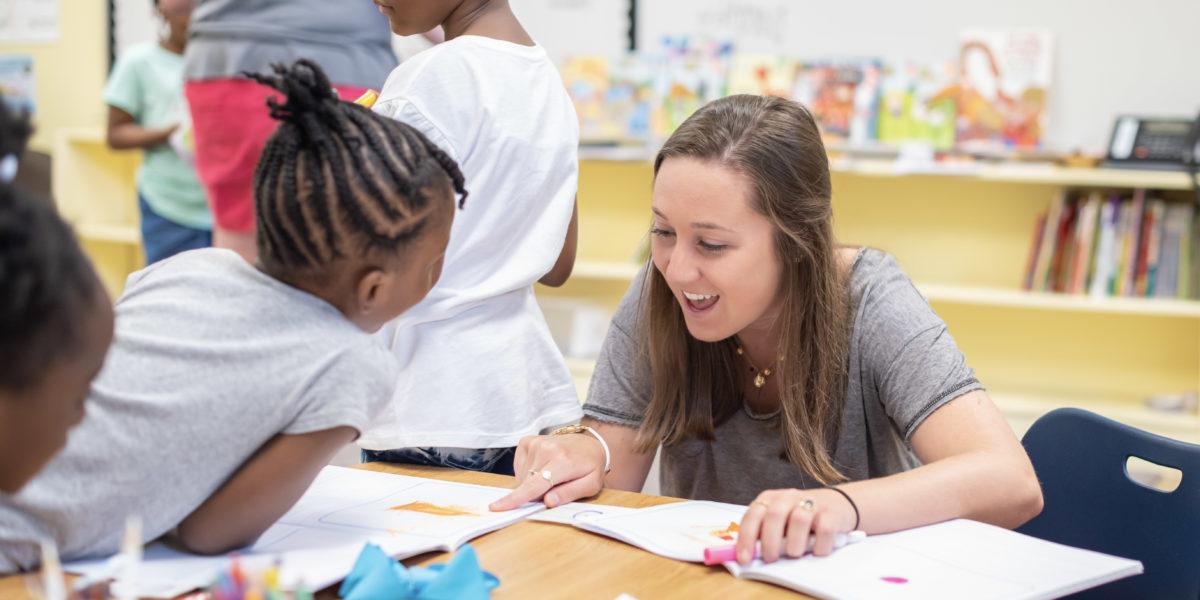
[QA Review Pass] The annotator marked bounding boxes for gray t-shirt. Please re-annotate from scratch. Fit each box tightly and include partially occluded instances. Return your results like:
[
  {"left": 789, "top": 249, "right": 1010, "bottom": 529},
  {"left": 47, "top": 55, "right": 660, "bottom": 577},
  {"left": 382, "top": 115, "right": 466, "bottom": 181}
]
[
  {"left": 184, "top": 0, "right": 396, "bottom": 87},
  {"left": 583, "top": 248, "right": 984, "bottom": 504},
  {"left": 0, "top": 249, "right": 397, "bottom": 572}
]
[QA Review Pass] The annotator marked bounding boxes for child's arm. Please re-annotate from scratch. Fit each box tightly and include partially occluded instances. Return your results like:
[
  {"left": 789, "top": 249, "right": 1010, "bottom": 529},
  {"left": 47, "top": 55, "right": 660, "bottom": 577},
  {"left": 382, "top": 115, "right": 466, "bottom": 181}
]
[
  {"left": 538, "top": 199, "right": 578, "bottom": 287},
  {"left": 105, "top": 106, "right": 177, "bottom": 150},
  {"left": 173, "top": 426, "right": 356, "bottom": 555}
]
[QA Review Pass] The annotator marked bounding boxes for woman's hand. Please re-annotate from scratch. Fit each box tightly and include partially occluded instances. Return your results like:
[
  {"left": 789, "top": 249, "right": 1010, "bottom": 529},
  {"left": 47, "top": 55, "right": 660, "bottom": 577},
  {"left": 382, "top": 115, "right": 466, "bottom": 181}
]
[
  {"left": 735, "top": 487, "right": 857, "bottom": 564},
  {"left": 489, "top": 432, "right": 607, "bottom": 511}
]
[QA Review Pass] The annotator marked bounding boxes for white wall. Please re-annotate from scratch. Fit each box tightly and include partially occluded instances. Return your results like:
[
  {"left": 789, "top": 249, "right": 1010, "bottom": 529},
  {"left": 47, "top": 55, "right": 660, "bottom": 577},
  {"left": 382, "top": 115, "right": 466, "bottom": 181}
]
[
  {"left": 638, "top": 0, "right": 1200, "bottom": 153},
  {"left": 114, "top": 1, "right": 1200, "bottom": 153}
]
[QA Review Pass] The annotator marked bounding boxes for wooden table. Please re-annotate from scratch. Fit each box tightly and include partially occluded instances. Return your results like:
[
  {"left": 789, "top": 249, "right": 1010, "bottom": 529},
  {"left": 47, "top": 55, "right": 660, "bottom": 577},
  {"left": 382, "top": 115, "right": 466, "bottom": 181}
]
[{"left": 0, "top": 464, "right": 808, "bottom": 599}]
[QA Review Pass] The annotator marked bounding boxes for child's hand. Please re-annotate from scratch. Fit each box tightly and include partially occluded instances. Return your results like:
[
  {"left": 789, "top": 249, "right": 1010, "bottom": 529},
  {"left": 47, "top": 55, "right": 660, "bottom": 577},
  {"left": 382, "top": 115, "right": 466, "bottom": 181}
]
[
  {"left": 735, "top": 487, "right": 856, "bottom": 564},
  {"left": 489, "top": 433, "right": 606, "bottom": 511},
  {"left": 150, "top": 124, "right": 180, "bottom": 146}
]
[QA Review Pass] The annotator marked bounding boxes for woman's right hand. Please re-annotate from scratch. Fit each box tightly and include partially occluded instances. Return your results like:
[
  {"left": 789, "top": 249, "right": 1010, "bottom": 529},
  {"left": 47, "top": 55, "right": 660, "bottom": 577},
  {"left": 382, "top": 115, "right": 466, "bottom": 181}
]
[{"left": 489, "top": 432, "right": 607, "bottom": 511}]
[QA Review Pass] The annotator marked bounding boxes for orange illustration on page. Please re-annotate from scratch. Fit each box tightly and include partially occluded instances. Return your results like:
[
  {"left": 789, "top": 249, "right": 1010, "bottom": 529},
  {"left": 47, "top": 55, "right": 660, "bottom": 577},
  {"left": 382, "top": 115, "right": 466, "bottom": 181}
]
[{"left": 388, "top": 501, "right": 479, "bottom": 517}]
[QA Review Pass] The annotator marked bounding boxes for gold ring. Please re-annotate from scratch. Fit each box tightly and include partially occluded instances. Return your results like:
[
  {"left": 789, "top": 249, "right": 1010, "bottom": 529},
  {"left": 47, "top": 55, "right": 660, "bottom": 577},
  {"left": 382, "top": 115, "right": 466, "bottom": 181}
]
[
  {"left": 540, "top": 469, "right": 553, "bottom": 484},
  {"left": 799, "top": 498, "right": 815, "bottom": 512},
  {"left": 751, "top": 501, "right": 769, "bottom": 510}
]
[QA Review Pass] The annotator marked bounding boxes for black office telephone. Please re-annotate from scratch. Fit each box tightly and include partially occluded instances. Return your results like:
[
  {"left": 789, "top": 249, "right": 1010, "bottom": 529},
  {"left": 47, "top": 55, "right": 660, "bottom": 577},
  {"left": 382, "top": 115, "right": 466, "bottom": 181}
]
[
  {"left": 1104, "top": 113, "right": 1200, "bottom": 205},
  {"left": 1104, "top": 113, "right": 1200, "bottom": 171}
]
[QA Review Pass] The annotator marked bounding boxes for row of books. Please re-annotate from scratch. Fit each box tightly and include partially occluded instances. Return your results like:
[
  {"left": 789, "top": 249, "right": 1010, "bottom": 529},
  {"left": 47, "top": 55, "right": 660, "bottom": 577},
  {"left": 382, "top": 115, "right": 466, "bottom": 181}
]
[
  {"left": 563, "top": 29, "right": 1052, "bottom": 152},
  {"left": 1024, "top": 190, "right": 1197, "bottom": 300}
]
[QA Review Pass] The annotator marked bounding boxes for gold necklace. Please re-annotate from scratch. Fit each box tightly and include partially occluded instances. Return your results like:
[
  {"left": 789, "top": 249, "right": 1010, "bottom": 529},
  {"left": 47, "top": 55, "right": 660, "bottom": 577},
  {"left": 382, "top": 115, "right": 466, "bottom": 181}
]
[{"left": 735, "top": 346, "right": 777, "bottom": 389}]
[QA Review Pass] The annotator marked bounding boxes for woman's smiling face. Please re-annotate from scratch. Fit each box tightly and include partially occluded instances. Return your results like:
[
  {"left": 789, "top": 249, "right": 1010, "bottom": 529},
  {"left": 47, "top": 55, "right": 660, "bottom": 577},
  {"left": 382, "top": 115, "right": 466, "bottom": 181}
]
[{"left": 650, "top": 157, "right": 783, "bottom": 342}]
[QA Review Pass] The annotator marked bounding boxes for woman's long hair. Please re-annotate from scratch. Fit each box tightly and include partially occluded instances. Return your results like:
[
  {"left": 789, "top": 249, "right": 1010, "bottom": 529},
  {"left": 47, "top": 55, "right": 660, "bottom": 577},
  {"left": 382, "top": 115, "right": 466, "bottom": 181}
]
[{"left": 636, "top": 94, "right": 851, "bottom": 484}]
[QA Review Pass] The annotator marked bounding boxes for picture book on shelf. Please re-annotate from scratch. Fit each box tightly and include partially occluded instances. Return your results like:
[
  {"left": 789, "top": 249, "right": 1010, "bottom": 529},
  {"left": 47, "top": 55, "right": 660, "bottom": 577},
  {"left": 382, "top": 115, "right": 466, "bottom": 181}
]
[
  {"left": 955, "top": 29, "right": 1053, "bottom": 151},
  {"left": 571, "top": 501, "right": 1141, "bottom": 600},
  {"left": 65, "top": 467, "right": 544, "bottom": 598},
  {"left": 877, "top": 61, "right": 957, "bottom": 151}
]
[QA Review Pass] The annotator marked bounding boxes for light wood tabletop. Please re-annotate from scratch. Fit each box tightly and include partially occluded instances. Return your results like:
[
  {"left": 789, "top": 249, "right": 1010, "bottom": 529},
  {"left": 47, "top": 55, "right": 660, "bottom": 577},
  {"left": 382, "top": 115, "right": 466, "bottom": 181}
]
[{"left": 0, "top": 463, "right": 810, "bottom": 599}]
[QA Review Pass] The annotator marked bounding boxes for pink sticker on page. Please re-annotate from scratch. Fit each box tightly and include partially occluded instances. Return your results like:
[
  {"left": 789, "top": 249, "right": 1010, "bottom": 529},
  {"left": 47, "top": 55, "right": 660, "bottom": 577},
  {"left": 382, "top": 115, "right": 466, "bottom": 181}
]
[{"left": 881, "top": 576, "right": 909, "bottom": 584}]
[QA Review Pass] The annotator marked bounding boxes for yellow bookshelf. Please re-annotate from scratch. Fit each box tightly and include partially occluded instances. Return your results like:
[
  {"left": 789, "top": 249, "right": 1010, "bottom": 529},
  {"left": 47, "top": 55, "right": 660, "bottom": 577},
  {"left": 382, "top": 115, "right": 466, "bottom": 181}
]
[
  {"left": 539, "top": 154, "right": 1200, "bottom": 444},
  {"left": 52, "top": 129, "right": 144, "bottom": 297}
]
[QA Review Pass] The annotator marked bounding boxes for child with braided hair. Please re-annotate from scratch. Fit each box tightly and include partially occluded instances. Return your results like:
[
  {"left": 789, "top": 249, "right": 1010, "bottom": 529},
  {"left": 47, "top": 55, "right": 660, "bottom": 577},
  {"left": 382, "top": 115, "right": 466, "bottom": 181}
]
[{"left": 0, "top": 60, "right": 466, "bottom": 571}]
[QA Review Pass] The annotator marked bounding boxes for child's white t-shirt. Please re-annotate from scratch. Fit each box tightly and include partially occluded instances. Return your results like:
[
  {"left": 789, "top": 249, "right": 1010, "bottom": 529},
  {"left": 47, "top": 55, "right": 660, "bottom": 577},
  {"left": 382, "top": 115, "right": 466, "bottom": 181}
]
[{"left": 361, "top": 36, "right": 582, "bottom": 450}]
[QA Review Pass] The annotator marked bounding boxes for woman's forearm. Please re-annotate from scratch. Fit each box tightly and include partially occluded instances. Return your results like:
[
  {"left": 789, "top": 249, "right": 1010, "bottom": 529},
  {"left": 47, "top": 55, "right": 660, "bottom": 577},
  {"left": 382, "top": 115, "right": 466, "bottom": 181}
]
[{"left": 836, "top": 450, "right": 1043, "bottom": 534}]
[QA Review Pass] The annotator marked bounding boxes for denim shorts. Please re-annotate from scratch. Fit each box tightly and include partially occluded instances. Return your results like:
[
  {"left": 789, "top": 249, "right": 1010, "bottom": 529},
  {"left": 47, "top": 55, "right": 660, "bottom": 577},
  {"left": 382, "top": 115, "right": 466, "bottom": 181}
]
[
  {"left": 138, "top": 192, "right": 211, "bottom": 265},
  {"left": 361, "top": 446, "right": 516, "bottom": 476}
]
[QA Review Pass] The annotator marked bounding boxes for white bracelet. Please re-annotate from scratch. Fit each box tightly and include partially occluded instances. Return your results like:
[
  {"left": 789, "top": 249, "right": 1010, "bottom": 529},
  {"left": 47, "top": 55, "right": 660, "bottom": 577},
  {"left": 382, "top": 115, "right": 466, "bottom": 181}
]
[{"left": 581, "top": 426, "right": 612, "bottom": 473}]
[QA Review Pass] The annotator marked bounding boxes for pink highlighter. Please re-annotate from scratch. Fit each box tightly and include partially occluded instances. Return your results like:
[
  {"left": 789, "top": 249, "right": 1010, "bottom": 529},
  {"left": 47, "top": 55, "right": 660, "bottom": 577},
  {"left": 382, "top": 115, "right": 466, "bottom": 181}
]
[{"left": 703, "top": 530, "right": 867, "bottom": 565}]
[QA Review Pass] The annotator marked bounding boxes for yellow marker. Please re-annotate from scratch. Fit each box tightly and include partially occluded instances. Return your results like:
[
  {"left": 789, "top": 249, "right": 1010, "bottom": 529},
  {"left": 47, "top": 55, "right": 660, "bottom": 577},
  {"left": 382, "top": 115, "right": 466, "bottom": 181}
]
[{"left": 353, "top": 89, "right": 380, "bottom": 109}]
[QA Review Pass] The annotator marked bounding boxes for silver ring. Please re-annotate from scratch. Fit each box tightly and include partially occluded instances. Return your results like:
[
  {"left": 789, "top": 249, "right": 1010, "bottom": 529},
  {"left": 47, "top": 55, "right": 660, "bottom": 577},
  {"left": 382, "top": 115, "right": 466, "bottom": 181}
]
[
  {"left": 799, "top": 498, "right": 815, "bottom": 512},
  {"left": 540, "top": 469, "right": 553, "bottom": 484}
]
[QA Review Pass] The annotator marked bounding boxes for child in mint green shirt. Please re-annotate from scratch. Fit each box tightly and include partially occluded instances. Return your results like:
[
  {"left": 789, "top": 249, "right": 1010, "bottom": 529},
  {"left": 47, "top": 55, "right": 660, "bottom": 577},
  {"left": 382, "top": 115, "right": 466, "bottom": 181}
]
[{"left": 104, "top": 0, "right": 211, "bottom": 264}]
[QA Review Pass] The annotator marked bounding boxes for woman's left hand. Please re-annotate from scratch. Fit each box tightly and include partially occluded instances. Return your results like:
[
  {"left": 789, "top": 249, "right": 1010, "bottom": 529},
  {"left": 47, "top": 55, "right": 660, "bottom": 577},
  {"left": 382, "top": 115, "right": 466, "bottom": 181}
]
[{"left": 735, "top": 487, "right": 856, "bottom": 564}]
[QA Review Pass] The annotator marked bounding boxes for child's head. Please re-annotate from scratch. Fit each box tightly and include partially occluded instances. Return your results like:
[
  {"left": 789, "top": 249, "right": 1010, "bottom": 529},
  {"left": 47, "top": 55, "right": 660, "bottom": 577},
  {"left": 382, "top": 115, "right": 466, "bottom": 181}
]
[
  {"left": 247, "top": 60, "right": 466, "bottom": 332},
  {"left": 154, "top": 0, "right": 192, "bottom": 44},
  {"left": 0, "top": 185, "right": 113, "bottom": 494}
]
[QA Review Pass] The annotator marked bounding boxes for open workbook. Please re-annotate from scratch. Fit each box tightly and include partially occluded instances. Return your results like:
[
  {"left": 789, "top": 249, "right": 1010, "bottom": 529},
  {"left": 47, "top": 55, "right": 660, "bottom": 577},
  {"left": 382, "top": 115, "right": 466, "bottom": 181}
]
[
  {"left": 65, "top": 466, "right": 544, "bottom": 598},
  {"left": 572, "top": 501, "right": 1144, "bottom": 600}
]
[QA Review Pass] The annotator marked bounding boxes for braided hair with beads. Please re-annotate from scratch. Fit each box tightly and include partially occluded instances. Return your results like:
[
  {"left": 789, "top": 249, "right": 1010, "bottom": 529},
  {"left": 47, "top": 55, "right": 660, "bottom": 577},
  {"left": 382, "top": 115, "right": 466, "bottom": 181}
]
[{"left": 244, "top": 59, "right": 467, "bottom": 275}]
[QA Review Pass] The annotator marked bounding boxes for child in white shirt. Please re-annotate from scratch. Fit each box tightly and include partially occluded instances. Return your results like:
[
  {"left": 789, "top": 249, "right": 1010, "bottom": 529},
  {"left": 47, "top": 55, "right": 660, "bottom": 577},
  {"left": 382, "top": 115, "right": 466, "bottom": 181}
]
[{"left": 361, "top": 0, "right": 582, "bottom": 473}]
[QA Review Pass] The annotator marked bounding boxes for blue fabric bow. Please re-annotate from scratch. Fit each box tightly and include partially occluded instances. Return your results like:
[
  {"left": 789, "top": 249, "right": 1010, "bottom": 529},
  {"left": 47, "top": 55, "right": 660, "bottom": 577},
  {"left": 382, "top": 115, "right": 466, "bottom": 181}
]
[{"left": 339, "top": 544, "right": 499, "bottom": 600}]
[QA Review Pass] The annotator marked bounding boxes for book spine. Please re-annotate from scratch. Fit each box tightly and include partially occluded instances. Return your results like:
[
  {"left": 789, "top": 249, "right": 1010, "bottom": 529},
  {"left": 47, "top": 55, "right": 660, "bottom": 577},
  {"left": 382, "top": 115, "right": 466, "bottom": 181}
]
[
  {"left": 1034, "top": 192, "right": 1065, "bottom": 292},
  {"left": 1088, "top": 197, "right": 1117, "bottom": 298},
  {"left": 1121, "top": 190, "right": 1146, "bottom": 297},
  {"left": 1023, "top": 213, "right": 1048, "bottom": 291}
]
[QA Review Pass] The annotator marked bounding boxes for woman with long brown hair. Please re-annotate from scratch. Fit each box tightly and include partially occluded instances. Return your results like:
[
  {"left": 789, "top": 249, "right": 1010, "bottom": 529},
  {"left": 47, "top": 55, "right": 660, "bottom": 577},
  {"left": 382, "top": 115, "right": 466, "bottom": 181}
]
[{"left": 492, "top": 94, "right": 1042, "bottom": 565}]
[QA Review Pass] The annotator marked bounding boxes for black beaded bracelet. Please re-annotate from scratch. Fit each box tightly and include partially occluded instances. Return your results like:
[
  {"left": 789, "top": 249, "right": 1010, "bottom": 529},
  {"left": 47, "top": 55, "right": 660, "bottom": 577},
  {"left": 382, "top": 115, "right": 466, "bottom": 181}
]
[{"left": 825, "top": 485, "right": 860, "bottom": 530}]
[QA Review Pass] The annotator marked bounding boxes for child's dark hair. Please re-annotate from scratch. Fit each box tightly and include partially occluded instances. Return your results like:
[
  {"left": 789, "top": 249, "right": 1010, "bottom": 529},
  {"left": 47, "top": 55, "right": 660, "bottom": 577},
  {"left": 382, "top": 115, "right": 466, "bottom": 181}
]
[
  {"left": 245, "top": 59, "right": 467, "bottom": 274},
  {"left": 0, "top": 184, "right": 101, "bottom": 391}
]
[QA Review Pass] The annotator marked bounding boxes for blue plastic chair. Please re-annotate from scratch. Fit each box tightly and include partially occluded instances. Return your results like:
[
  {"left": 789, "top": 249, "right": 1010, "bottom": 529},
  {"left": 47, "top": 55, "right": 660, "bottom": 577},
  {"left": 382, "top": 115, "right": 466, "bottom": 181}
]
[{"left": 1017, "top": 407, "right": 1200, "bottom": 599}]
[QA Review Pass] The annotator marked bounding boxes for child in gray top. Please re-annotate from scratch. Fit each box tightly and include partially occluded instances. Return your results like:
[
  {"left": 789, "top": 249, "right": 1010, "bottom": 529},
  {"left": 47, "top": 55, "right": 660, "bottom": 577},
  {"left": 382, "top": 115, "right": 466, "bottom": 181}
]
[{"left": 0, "top": 61, "right": 466, "bottom": 572}]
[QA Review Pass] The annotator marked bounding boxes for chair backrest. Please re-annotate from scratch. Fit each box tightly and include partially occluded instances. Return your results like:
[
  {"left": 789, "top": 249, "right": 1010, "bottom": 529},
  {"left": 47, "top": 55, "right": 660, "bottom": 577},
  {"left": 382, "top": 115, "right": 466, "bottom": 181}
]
[{"left": 1017, "top": 407, "right": 1200, "bottom": 599}]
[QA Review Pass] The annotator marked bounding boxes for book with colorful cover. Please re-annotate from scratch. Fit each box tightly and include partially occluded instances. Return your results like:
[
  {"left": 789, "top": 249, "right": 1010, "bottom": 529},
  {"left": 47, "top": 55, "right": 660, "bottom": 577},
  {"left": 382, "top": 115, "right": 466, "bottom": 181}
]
[
  {"left": 562, "top": 56, "right": 618, "bottom": 144},
  {"left": 955, "top": 29, "right": 1053, "bottom": 151},
  {"left": 878, "top": 61, "right": 958, "bottom": 151},
  {"left": 792, "top": 61, "right": 881, "bottom": 144},
  {"left": 727, "top": 54, "right": 799, "bottom": 97}
]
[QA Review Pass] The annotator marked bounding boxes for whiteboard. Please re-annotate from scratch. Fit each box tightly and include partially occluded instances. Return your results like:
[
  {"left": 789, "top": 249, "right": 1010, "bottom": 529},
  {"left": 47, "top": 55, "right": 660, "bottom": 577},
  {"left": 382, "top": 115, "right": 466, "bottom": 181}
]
[{"left": 637, "top": 0, "right": 1200, "bottom": 152}]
